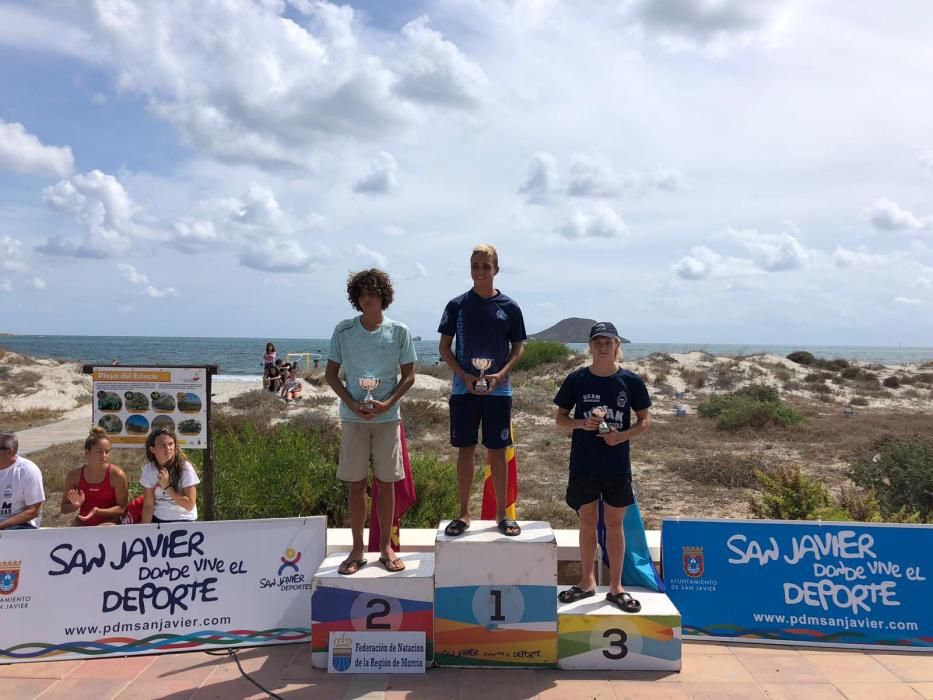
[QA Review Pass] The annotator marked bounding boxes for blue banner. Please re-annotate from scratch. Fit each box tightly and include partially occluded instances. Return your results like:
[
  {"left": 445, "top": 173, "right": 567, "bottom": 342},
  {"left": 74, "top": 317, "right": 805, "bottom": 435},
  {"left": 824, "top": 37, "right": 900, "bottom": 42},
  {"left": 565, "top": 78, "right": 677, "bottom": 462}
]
[{"left": 662, "top": 518, "right": 932, "bottom": 649}]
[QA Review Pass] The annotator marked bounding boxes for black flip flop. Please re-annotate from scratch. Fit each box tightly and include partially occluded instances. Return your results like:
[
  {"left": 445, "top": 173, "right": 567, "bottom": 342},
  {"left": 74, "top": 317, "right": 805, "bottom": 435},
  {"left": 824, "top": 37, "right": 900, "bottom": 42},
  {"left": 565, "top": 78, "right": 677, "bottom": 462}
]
[
  {"left": 558, "top": 586, "right": 596, "bottom": 604},
  {"left": 606, "top": 590, "right": 641, "bottom": 613},
  {"left": 337, "top": 558, "right": 366, "bottom": 576},
  {"left": 498, "top": 519, "right": 521, "bottom": 536},
  {"left": 444, "top": 519, "right": 470, "bottom": 537}
]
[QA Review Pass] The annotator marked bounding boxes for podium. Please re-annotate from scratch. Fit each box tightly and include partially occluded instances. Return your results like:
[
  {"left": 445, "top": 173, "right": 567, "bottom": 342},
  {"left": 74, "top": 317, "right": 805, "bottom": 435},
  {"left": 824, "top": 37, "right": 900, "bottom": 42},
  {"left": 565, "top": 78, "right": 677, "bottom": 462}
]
[
  {"left": 310, "top": 552, "right": 434, "bottom": 669},
  {"left": 557, "top": 586, "right": 681, "bottom": 670},
  {"left": 433, "top": 520, "right": 557, "bottom": 668}
]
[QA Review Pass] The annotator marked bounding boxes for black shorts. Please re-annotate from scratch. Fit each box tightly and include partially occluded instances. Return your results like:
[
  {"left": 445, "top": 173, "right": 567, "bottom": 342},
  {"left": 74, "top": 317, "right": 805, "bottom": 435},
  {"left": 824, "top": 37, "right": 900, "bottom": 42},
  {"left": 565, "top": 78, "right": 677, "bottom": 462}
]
[
  {"left": 565, "top": 469, "right": 634, "bottom": 511},
  {"left": 449, "top": 393, "right": 512, "bottom": 449}
]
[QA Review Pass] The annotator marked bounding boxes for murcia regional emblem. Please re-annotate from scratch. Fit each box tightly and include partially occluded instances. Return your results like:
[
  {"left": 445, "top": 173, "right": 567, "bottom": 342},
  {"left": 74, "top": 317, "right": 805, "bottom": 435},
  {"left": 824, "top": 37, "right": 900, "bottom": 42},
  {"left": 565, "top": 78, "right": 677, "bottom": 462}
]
[
  {"left": 331, "top": 634, "right": 353, "bottom": 672},
  {"left": 683, "top": 547, "right": 704, "bottom": 578},
  {"left": 0, "top": 560, "right": 22, "bottom": 595}
]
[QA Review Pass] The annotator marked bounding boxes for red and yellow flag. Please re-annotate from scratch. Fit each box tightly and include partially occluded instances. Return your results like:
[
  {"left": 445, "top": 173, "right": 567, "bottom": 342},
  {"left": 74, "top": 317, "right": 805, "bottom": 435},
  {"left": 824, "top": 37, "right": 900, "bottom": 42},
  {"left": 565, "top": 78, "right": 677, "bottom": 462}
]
[
  {"left": 367, "top": 423, "right": 417, "bottom": 552},
  {"left": 481, "top": 423, "right": 517, "bottom": 520}
]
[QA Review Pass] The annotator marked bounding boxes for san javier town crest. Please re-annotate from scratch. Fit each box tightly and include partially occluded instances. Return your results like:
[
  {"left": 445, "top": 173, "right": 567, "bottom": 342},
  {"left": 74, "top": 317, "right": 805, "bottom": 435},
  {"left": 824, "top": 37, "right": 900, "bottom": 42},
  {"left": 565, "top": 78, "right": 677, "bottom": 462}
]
[
  {"left": 0, "top": 560, "right": 22, "bottom": 595},
  {"left": 683, "top": 547, "right": 704, "bottom": 578}
]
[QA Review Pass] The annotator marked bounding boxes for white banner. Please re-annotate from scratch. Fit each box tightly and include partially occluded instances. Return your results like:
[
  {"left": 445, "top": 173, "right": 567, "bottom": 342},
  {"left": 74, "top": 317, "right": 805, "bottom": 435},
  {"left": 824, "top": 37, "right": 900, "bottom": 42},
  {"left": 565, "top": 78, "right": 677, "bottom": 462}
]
[
  {"left": 328, "top": 632, "right": 427, "bottom": 674},
  {"left": 0, "top": 517, "right": 326, "bottom": 663},
  {"left": 91, "top": 366, "right": 208, "bottom": 448}
]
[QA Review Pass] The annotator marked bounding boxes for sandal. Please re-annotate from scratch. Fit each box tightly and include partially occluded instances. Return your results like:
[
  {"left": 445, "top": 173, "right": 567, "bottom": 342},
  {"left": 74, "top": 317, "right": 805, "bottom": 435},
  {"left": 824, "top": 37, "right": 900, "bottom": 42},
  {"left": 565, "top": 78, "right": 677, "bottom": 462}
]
[
  {"left": 497, "top": 519, "right": 521, "bottom": 537},
  {"left": 337, "top": 558, "right": 366, "bottom": 576},
  {"left": 606, "top": 590, "right": 641, "bottom": 613},
  {"left": 444, "top": 519, "right": 470, "bottom": 537},
  {"left": 558, "top": 586, "right": 596, "bottom": 604},
  {"left": 379, "top": 556, "right": 406, "bottom": 572}
]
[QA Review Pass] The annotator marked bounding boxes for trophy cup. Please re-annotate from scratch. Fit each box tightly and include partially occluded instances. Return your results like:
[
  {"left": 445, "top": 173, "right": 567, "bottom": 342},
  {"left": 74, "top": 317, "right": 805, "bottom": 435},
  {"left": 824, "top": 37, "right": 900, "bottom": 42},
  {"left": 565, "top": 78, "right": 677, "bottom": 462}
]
[
  {"left": 471, "top": 358, "right": 493, "bottom": 392},
  {"left": 591, "top": 406, "right": 610, "bottom": 434},
  {"left": 358, "top": 376, "right": 380, "bottom": 411}
]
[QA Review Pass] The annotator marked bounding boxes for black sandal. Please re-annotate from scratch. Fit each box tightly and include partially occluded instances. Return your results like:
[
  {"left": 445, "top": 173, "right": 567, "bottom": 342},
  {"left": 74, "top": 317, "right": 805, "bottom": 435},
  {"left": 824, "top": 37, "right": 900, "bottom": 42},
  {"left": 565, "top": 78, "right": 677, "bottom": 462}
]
[
  {"left": 497, "top": 519, "right": 521, "bottom": 536},
  {"left": 558, "top": 586, "right": 596, "bottom": 604},
  {"left": 444, "top": 519, "right": 470, "bottom": 537},
  {"left": 606, "top": 590, "right": 641, "bottom": 613}
]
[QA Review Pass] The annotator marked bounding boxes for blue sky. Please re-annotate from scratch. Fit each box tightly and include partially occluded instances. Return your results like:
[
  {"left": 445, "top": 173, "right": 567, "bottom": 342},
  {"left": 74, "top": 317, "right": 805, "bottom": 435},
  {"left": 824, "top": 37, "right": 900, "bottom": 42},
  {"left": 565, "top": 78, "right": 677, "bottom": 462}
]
[{"left": 1, "top": 0, "right": 932, "bottom": 345}]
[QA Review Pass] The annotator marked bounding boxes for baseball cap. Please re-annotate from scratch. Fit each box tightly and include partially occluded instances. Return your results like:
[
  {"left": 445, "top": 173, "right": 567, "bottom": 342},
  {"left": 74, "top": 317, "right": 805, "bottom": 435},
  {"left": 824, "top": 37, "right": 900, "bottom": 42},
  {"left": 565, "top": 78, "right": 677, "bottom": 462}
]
[{"left": 589, "top": 321, "right": 620, "bottom": 339}]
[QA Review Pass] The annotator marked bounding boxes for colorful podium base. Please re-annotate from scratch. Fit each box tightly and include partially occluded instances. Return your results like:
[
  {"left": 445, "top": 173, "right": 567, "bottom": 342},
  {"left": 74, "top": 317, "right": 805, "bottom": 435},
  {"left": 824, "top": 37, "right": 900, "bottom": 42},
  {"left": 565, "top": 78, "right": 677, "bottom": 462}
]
[
  {"left": 557, "top": 586, "right": 681, "bottom": 671},
  {"left": 310, "top": 552, "right": 434, "bottom": 669},
  {"left": 434, "top": 520, "right": 557, "bottom": 668}
]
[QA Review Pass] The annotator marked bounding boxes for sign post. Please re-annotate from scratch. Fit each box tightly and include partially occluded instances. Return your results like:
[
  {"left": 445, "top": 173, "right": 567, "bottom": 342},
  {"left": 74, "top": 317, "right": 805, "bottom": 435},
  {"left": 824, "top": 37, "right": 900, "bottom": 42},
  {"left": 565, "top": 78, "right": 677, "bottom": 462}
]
[{"left": 82, "top": 364, "right": 218, "bottom": 520}]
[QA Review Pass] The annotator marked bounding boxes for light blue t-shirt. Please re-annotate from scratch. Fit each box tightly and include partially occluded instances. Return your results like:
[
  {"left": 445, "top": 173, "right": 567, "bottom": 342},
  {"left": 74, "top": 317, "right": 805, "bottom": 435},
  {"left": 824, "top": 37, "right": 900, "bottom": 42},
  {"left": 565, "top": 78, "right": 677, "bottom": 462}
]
[{"left": 328, "top": 315, "right": 417, "bottom": 424}]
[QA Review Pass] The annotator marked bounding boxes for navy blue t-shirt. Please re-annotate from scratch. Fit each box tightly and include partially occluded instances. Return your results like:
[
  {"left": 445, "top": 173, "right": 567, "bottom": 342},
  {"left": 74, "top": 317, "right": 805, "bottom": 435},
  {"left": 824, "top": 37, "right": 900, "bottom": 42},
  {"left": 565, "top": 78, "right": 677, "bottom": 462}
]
[
  {"left": 438, "top": 289, "right": 526, "bottom": 396},
  {"left": 553, "top": 367, "right": 651, "bottom": 475}
]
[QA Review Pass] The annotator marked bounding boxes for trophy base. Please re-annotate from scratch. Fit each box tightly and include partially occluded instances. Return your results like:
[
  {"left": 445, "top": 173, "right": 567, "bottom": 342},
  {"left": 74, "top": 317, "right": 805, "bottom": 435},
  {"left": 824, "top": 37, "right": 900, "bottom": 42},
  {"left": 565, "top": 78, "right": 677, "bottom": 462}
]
[
  {"left": 597, "top": 425, "right": 610, "bottom": 434},
  {"left": 362, "top": 402, "right": 375, "bottom": 411},
  {"left": 474, "top": 381, "right": 488, "bottom": 392}
]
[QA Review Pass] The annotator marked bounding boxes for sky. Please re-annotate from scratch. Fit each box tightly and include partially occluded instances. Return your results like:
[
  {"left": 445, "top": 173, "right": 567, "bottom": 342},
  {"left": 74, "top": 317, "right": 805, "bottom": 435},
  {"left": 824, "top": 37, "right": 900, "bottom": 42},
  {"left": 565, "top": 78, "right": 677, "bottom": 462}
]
[{"left": 1, "top": 0, "right": 933, "bottom": 346}]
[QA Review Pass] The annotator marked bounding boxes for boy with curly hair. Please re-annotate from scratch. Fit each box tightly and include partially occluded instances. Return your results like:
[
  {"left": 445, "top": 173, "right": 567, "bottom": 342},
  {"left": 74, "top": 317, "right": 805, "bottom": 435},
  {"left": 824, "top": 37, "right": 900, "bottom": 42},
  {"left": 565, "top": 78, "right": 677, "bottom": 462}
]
[{"left": 325, "top": 269, "right": 417, "bottom": 574}]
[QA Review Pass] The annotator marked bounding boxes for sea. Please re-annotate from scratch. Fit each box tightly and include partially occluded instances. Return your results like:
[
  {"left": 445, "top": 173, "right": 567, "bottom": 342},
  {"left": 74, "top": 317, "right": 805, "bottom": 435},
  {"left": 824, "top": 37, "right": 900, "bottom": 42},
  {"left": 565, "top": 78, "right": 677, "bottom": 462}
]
[{"left": 3, "top": 335, "right": 933, "bottom": 379}]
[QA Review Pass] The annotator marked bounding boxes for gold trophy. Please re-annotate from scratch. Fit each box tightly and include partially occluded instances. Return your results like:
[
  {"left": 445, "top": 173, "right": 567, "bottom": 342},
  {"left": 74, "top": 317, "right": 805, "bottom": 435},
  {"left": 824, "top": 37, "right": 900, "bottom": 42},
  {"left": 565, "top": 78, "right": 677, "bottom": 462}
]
[
  {"left": 471, "top": 358, "right": 493, "bottom": 392},
  {"left": 358, "top": 376, "right": 380, "bottom": 411},
  {"left": 591, "top": 405, "right": 610, "bottom": 434}
]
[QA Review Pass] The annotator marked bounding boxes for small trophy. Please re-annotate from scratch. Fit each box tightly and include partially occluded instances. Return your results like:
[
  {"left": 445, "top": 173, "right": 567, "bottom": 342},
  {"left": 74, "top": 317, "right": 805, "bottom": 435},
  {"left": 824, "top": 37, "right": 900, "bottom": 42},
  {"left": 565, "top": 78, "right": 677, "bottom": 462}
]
[
  {"left": 471, "top": 358, "right": 493, "bottom": 392},
  {"left": 591, "top": 406, "right": 610, "bottom": 434},
  {"left": 358, "top": 376, "right": 380, "bottom": 411}
]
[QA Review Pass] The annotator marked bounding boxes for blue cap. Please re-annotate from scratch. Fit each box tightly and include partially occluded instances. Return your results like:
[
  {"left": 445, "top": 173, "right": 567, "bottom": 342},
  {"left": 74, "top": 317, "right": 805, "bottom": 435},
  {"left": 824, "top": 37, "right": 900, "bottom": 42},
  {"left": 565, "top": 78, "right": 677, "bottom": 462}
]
[{"left": 589, "top": 321, "right": 619, "bottom": 339}]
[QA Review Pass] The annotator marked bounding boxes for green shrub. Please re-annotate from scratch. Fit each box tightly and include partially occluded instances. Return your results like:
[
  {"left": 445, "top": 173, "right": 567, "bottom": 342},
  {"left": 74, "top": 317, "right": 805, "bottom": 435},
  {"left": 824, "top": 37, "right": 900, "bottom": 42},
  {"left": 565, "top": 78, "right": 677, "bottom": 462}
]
[
  {"left": 669, "top": 452, "right": 772, "bottom": 488},
  {"left": 750, "top": 466, "right": 832, "bottom": 520},
  {"left": 698, "top": 384, "right": 801, "bottom": 430},
  {"left": 403, "top": 454, "right": 461, "bottom": 528},
  {"left": 786, "top": 351, "right": 815, "bottom": 365},
  {"left": 849, "top": 436, "right": 933, "bottom": 520},
  {"left": 515, "top": 340, "right": 571, "bottom": 371}
]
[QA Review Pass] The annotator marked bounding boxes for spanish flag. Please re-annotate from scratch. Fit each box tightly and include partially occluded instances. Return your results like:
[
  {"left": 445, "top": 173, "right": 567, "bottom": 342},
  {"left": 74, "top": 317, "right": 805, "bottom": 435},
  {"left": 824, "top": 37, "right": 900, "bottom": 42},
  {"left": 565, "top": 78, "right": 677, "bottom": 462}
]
[
  {"left": 480, "top": 423, "right": 517, "bottom": 520},
  {"left": 367, "top": 423, "right": 417, "bottom": 552}
]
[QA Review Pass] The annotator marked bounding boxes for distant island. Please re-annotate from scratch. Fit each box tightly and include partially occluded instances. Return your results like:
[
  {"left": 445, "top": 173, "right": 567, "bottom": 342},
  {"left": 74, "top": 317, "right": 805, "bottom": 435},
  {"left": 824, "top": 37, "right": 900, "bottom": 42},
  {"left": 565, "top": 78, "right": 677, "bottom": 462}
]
[
  {"left": 413, "top": 335, "right": 422, "bottom": 341},
  {"left": 530, "top": 317, "right": 630, "bottom": 344}
]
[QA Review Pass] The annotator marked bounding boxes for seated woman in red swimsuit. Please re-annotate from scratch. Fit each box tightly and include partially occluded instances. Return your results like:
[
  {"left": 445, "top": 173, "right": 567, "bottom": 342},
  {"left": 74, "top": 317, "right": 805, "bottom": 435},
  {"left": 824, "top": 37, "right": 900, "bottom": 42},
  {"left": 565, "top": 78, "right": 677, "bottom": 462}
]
[{"left": 60, "top": 426, "right": 130, "bottom": 526}]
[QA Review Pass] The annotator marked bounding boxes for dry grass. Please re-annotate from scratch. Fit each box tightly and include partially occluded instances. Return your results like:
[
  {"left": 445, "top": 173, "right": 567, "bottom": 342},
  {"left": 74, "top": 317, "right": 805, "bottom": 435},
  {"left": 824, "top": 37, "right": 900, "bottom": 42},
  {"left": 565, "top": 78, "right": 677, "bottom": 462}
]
[
  {"left": 401, "top": 399, "right": 448, "bottom": 440},
  {"left": 0, "top": 407, "right": 66, "bottom": 432},
  {"left": 416, "top": 363, "right": 453, "bottom": 380}
]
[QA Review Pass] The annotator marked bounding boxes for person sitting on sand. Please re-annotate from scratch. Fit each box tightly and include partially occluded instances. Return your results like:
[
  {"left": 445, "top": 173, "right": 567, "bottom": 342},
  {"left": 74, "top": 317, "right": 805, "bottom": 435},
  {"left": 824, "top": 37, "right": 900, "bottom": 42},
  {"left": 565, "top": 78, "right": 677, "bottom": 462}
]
[
  {"left": 267, "top": 362, "right": 282, "bottom": 393},
  {"left": 140, "top": 428, "right": 199, "bottom": 523},
  {"left": 280, "top": 366, "right": 303, "bottom": 402},
  {"left": 438, "top": 244, "right": 526, "bottom": 538},
  {"left": 0, "top": 432, "right": 45, "bottom": 530},
  {"left": 60, "top": 427, "right": 129, "bottom": 526},
  {"left": 553, "top": 321, "right": 651, "bottom": 613},
  {"left": 325, "top": 268, "right": 416, "bottom": 575}
]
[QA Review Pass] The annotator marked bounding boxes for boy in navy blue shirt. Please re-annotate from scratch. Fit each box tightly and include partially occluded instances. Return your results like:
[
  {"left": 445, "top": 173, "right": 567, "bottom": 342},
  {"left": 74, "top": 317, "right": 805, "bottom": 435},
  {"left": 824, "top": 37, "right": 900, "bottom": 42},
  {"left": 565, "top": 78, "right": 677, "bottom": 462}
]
[
  {"left": 553, "top": 321, "right": 651, "bottom": 612},
  {"left": 438, "top": 244, "right": 526, "bottom": 537}
]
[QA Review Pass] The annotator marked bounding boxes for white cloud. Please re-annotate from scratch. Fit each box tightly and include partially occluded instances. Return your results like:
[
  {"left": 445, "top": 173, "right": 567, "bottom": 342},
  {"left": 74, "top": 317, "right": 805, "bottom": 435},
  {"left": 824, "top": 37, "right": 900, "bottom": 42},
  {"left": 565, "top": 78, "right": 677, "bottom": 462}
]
[
  {"left": 39, "top": 170, "right": 145, "bottom": 257},
  {"left": 673, "top": 242, "right": 765, "bottom": 281},
  {"left": 239, "top": 239, "right": 323, "bottom": 272},
  {"left": 392, "top": 16, "right": 488, "bottom": 108},
  {"left": 31, "top": 277, "right": 46, "bottom": 290},
  {"left": 623, "top": 0, "right": 788, "bottom": 50},
  {"left": 913, "top": 276, "right": 933, "bottom": 289},
  {"left": 556, "top": 205, "right": 627, "bottom": 239},
  {"left": 0, "top": 120, "right": 75, "bottom": 178},
  {"left": 867, "top": 198, "right": 931, "bottom": 232},
  {"left": 724, "top": 227, "right": 812, "bottom": 271},
  {"left": 383, "top": 225, "right": 405, "bottom": 237},
  {"left": 354, "top": 243, "right": 388, "bottom": 268},
  {"left": 651, "top": 167, "right": 686, "bottom": 192},
  {"left": 353, "top": 151, "right": 399, "bottom": 195},
  {"left": 566, "top": 153, "right": 621, "bottom": 198},
  {"left": 117, "top": 263, "right": 149, "bottom": 286},
  {"left": 518, "top": 152, "right": 560, "bottom": 203},
  {"left": 894, "top": 296, "right": 922, "bottom": 305},
  {"left": 833, "top": 246, "right": 886, "bottom": 268},
  {"left": 142, "top": 285, "right": 177, "bottom": 298},
  {"left": 0, "top": 279, "right": 11, "bottom": 293},
  {"left": 0, "top": 5, "right": 105, "bottom": 62},
  {"left": 1, "top": 236, "right": 29, "bottom": 273}
]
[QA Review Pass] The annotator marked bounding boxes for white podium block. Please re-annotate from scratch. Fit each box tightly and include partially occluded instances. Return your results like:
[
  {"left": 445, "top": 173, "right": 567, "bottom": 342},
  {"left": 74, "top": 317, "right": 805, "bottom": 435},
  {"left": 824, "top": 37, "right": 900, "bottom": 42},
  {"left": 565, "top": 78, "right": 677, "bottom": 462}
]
[
  {"left": 557, "top": 586, "right": 681, "bottom": 671},
  {"left": 434, "top": 520, "right": 557, "bottom": 668},
  {"left": 311, "top": 552, "right": 434, "bottom": 669}
]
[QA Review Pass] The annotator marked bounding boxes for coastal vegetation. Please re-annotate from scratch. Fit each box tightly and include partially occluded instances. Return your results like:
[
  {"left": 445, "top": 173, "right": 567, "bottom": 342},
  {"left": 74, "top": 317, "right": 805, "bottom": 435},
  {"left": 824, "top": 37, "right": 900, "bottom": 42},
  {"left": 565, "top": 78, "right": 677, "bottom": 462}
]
[{"left": 6, "top": 346, "right": 932, "bottom": 529}]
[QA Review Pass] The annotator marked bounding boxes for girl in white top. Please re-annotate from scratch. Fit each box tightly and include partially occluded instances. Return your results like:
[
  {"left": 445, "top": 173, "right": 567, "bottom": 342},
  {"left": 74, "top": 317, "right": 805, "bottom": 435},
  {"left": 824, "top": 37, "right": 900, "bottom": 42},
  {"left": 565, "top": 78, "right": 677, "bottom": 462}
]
[
  {"left": 140, "top": 428, "right": 199, "bottom": 523},
  {"left": 280, "top": 367, "right": 303, "bottom": 401}
]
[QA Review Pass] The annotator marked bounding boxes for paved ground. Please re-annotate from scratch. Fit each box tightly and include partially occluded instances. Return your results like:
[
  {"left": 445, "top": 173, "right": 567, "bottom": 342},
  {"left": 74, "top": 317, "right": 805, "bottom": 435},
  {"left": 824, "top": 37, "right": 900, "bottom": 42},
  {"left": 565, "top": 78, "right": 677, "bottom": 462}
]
[
  {"left": 1, "top": 640, "right": 931, "bottom": 699},
  {"left": 15, "top": 407, "right": 92, "bottom": 456}
]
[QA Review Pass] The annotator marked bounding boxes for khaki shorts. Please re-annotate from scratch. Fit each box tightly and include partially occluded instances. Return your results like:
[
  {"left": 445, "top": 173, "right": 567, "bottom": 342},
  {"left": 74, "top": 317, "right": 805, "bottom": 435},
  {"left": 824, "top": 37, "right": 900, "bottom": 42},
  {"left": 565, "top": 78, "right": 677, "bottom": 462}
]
[{"left": 338, "top": 420, "right": 404, "bottom": 483}]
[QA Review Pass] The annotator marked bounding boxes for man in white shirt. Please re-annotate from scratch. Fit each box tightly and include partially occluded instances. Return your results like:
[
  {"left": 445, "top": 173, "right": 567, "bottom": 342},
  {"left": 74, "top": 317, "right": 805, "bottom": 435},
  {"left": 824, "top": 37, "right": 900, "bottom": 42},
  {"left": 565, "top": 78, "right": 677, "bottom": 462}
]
[{"left": 0, "top": 432, "right": 45, "bottom": 530}]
